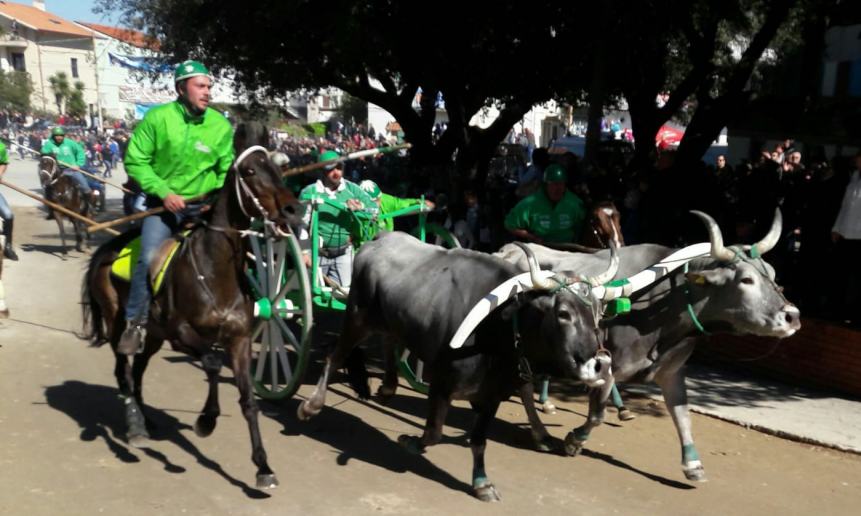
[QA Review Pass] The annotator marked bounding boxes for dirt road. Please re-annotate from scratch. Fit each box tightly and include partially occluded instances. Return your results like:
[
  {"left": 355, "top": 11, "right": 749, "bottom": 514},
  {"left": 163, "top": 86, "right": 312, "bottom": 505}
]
[{"left": 1, "top": 197, "right": 859, "bottom": 515}]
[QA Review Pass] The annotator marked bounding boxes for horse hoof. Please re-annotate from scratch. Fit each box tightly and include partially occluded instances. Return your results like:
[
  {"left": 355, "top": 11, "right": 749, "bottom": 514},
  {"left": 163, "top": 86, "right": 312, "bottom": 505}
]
[
  {"left": 563, "top": 432, "right": 584, "bottom": 457},
  {"left": 618, "top": 408, "right": 637, "bottom": 421},
  {"left": 474, "top": 483, "right": 501, "bottom": 502},
  {"left": 684, "top": 465, "right": 708, "bottom": 482},
  {"left": 127, "top": 432, "right": 150, "bottom": 448},
  {"left": 397, "top": 435, "right": 425, "bottom": 455},
  {"left": 375, "top": 385, "right": 396, "bottom": 404},
  {"left": 193, "top": 415, "right": 217, "bottom": 437},
  {"left": 256, "top": 473, "right": 279, "bottom": 489},
  {"left": 297, "top": 401, "right": 319, "bottom": 421},
  {"left": 540, "top": 401, "right": 557, "bottom": 414}
]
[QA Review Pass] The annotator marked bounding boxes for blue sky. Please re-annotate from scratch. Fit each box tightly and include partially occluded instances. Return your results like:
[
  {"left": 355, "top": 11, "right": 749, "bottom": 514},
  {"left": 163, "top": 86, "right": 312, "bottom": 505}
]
[{"left": 9, "top": 0, "right": 116, "bottom": 24}]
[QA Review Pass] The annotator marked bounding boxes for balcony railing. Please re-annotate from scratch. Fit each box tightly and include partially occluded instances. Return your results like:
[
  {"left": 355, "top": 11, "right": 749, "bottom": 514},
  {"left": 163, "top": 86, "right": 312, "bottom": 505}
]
[{"left": 0, "top": 33, "right": 29, "bottom": 49}]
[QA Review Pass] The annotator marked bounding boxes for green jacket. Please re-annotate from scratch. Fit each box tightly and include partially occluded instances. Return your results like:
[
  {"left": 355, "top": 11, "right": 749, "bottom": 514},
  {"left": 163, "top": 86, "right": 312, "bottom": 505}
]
[
  {"left": 300, "top": 179, "right": 377, "bottom": 248},
  {"left": 504, "top": 188, "right": 586, "bottom": 243},
  {"left": 378, "top": 193, "right": 423, "bottom": 232},
  {"left": 0, "top": 141, "right": 8, "bottom": 165},
  {"left": 41, "top": 138, "right": 85, "bottom": 168},
  {"left": 124, "top": 101, "right": 234, "bottom": 199}
]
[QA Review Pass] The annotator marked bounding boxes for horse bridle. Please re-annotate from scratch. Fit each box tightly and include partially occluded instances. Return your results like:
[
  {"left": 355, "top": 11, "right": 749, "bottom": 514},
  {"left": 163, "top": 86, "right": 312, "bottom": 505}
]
[
  {"left": 231, "top": 145, "right": 273, "bottom": 221},
  {"left": 39, "top": 156, "right": 59, "bottom": 185}
]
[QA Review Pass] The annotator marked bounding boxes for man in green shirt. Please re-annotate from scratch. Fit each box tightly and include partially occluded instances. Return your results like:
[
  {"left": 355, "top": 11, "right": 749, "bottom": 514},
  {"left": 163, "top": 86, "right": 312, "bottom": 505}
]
[
  {"left": 0, "top": 140, "right": 18, "bottom": 260},
  {"left": 117, "top": 60, "right": 235, "bottom": 355},
  {"left": 41, "top": 127, "right": 104, "bottom": 209},
  {"left": 299, "top": 150, "right": 375, "bottom": 288},
  {"left": 504, "top": 164, "right": 586, "bottom": 244},
  {"left": 359, "top": 179, "right": 435, "bottom": 232}
]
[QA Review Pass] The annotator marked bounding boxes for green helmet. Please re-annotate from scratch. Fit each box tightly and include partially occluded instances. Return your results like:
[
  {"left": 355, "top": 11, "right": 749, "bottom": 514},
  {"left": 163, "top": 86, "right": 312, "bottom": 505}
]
[
  {"left": 51, "top": 127, "right": 65, "bottom": 137},
  {"left": 174, "top": 60, "right": 211, "bottom": 83},
  {"left": 318, "top": 150, "right": 340, "bottom": 170},
  {"left": 543, "top": 163, "right": 567, "bottom": 183},
  {"left": 360, "top": 180, "right": 382, "bottom": 200}
]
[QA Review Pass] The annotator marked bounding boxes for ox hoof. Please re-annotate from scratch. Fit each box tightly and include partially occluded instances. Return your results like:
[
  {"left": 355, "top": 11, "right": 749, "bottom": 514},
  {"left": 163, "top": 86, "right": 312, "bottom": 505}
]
[
  {"left": 375, "top": 385, "right": 397, "bottom": 404},
  {"left": 473, "top": 483, "right": 501, "bottom": 502},
  {"left": 297, "top": 401, "right": 320, "bottom": 422},
  {"left": 533, "top": 434, "right": 557, "bottom": 453},
  {"left": 683, "top": 465, "right": 708, "bottom": 482},
  {"left": 563, "top": 432, "right": 585, "bottom": 457},
  {"left": 256, "top": 473, "right": 279, "bottom": 489},
  {"left": 618, "top": 407, "right": 637, "bottom": 422},
  {"left": 193, "top": 415, "right": 217, "bottom": 437},
  {"left": 539, "top": 401, "right": 557, "bottom": 414},
  {"left": 397, "top": 435, "right": 426, "bottom": 455},
  {"left": 127, "top": 432, "right": 150, "bottom": 449}
]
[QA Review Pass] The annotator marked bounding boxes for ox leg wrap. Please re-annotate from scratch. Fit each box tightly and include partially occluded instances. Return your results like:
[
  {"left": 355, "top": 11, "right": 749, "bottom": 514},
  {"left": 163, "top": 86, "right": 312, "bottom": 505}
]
[
  {"left": 681, "top": 443, "right": 706, "bottom": 481},
  {"left": 564, "top": 426, "right": 591, "bottom": 456}
]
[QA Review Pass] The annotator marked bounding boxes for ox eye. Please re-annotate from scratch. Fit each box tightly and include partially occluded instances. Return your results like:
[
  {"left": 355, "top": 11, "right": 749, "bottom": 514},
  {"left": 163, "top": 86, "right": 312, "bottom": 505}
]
[{"left": 740, "top": 277, "right": 755, "bottom": 285}]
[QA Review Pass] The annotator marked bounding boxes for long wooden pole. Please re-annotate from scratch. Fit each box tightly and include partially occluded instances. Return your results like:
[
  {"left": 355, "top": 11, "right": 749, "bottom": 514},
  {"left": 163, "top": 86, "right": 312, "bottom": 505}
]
[
  {"left": 281, "top": 143, "right": 412, "bottom": 178},
  {"left": 9, "top": 142, "right": 133, "bottom": 194},
  {"left": 0, "top": 179, "right": 120, "bottom": 236},
  {"left": 86, "top": 193, "right": 207, "bottom": 233}
]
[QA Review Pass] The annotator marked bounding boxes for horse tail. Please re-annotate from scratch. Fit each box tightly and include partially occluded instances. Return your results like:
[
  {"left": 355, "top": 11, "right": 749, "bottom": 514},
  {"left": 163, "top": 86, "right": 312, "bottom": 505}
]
[{"left": 80, "top": 228, "right": 140, "bottom": 346}]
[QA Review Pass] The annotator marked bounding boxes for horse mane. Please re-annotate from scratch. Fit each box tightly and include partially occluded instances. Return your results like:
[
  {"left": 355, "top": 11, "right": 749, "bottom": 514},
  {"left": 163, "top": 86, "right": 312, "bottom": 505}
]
[{"left": 233, "top": 121, "right": 270, "bottom": 152}]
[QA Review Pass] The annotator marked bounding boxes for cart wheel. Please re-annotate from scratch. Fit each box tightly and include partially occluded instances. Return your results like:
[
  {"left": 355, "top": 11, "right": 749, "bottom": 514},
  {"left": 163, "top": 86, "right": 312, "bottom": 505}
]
[
  {"left": 396, "top": 346, "right": 430, "bottom": 395},
  {"left": 411, "top": 222, "right": 461, "bottom": 249},
  {"left": 247, "top": 230, "right": 313, "bottom": 400}
]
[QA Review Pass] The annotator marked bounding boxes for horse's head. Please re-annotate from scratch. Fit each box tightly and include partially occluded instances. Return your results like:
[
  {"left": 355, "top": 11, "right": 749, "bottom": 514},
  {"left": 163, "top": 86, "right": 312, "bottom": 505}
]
[
  {"left": 589, "top": 201, "right": 624, "bottom": 248},
  {"left": 230, "top": 122, "right": 302, "bottom": 235},
  {"left": 39, "top": 155, "right": 58, "bottom": 184}
]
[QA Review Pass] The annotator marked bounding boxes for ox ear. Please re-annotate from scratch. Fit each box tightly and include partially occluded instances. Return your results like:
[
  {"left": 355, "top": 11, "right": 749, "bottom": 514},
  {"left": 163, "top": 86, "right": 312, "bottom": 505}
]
[{"left": 686, "top": 268, "right": 732, "bottom": 287}]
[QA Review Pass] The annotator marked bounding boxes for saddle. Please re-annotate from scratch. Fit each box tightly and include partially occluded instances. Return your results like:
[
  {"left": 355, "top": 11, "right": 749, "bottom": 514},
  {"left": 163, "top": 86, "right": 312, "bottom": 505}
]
[{"left": 111, "top": 231, "right": 190, "bottom": 294}]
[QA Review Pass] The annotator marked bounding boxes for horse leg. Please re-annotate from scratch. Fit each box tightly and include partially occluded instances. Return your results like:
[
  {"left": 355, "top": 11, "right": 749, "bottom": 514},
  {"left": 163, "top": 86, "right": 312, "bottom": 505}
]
[
  {"left": 469, "top": 399, "right": 503, "bottom": 502},
  {"left": 230, "top": 335, "right": 278, "bottom": 489},
  {"left": 131, "top": 334, "right": 162, "bottom": 434},
  {"left": 519, "top": 381, "right": 554, "bottom": 452},
  {"left": 657, "top": 370, "right": 706, "bottom": 481},
  {"left": 120, "top": 351, "right": 150, "bottom": 447},
  {"left": 74, "top": 220, "right": 85, "bottom": 253},
  {"left": 375, "top": 337, "right": 399, "bottom": 402},
  {"left": 564, "top": 378, "right": 613, "bottom": 457},
  {"left": 55, "top": 214, "right": 67, "bottom": 254},
  {"left": 194, "top": 352, "right": 222, "bottom": 438}
]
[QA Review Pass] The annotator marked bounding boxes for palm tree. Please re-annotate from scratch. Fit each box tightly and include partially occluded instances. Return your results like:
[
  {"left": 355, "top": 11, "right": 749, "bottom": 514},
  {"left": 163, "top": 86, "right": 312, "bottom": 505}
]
[{"left": 48, "top": 72, "right": 70, "bottom": 114}]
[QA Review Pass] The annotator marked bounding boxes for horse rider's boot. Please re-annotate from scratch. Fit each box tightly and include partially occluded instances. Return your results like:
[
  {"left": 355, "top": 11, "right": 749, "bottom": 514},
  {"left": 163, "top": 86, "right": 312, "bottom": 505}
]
[
  {"left": 3, "top": 220, "right": 18, "bottom": 261},
  {"left": 117, "top": 321, "right": 146, "bottom": 355},
  {"left": 90, "top": 191, "right": 101, "bottom": 211}
]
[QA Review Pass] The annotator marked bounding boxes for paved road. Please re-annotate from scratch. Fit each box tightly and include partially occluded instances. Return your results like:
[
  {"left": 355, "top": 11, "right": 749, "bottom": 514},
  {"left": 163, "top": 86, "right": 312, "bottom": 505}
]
[{"left": 1, "top": 156, "right": 859, "bottom": 515}]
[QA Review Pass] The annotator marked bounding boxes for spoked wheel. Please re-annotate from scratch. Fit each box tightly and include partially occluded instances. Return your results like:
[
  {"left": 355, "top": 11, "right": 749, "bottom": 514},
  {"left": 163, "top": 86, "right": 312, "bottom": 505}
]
[
  {"left": 396, "top": 346, "right": 430, "bottom": 395},
  {"left": 410, "top": 222, "right": 461, "bottom": 249},
  {"left": 246, "top": 230, "right": 313, "bottom": 400}
]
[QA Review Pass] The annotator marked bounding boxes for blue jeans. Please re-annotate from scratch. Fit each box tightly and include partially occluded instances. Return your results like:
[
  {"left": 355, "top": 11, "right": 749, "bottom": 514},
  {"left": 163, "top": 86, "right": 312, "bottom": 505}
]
[
  {"left": 0, "top": 192, "right": 13, "bottom": 221},
  {"left": 125, "top": 204, "right": 204, "bottom": 322},
  {"left": 61, "top": 169, "right": 92, "bottom": 195}
]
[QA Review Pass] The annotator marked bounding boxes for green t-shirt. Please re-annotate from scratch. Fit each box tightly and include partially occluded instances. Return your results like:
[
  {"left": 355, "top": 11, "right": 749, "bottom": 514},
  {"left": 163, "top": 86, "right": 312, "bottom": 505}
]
[
  {"left": 504, "top": 188, "right": 586, "bottom": 243},
  {"left": 41, "top": 138, "right": 85, "bottom": 168},
  {"left": 300, "top": 179, "right": 377, "bottom": 248},
  {"left": 0, "top": 141, "right": 8, "bottom": 165},
  {"left": 378, "top": 192, "right": 423, "bottom": 232},
  {"left": 124, "top": 101, "right": 234, "bottom": 199}
]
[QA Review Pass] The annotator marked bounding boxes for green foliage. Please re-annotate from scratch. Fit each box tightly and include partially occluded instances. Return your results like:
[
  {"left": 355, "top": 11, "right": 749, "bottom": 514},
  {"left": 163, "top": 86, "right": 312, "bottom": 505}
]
[
  {"left": 48, "top": 72, "right": 71, "bottom": 114},
  {"left": 0, "top": 70, "right": 33, "bottom": 111},
  {"left": 305, "top": 122, "right": 326, "bottom": 137},
  {"left": 67, "top": 81, "right": 88, "bottom": 118},
  {"left": 281, "top": 123, "right": 310, "bottom": 137}
]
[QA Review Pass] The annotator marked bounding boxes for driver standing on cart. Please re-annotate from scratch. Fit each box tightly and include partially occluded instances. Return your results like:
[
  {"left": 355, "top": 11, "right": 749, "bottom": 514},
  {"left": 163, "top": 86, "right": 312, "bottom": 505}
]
[{"left": 300, "top": 150, "right": 375, "bottom": 289}]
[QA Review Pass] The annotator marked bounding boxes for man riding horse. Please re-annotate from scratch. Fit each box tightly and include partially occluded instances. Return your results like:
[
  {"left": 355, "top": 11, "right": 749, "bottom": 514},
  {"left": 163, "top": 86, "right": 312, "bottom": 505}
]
[
  {"left": 0, "top": 140, "right": 18, "bottom": 260},
  {"left": 40, "top": 127, "right": 105, "bottom": 212},
  {"left": 117, "top": 60, "right": 235, "bottom": 355}
]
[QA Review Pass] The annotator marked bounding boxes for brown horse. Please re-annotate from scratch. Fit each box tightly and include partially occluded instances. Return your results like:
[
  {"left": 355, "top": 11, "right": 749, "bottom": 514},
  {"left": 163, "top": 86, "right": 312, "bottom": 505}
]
[
  {"left": 581, "top": 200, "right": 624, "bottom": 249},
  {"left": 39, "top": 156, "right": 91, "bottom": 253},
  {"left": 81, "top": 122, "right": 301, "bottom": 489}
]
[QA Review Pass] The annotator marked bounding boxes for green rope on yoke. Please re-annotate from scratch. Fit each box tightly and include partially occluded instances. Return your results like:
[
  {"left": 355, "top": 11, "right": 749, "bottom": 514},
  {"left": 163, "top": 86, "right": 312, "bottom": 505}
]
[{"left": 683, "top": 262, "right": 711, "bottom": 336}]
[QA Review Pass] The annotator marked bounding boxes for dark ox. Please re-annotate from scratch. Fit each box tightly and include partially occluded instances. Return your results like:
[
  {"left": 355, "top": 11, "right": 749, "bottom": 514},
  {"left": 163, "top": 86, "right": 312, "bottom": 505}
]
[
  {"left": 298, "top": 232, "right": 620, "bottom": 502},
  {"left": 497, "top": 209, "right": 800, "bottom": 481}
]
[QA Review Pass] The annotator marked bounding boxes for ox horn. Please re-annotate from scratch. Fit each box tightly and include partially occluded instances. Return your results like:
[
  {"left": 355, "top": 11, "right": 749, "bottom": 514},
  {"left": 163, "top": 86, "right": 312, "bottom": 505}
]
[
  {"left": 750, "top": 208, "right": 782, "bottom": 256},
  {"left": 691, "top": 210, "right": 736, "bottom": 262},
  {"left": 514, "top": 242, "right": 558, "bottom": 290},
  {"left": 583, "top": 238, "right": 620, "bottom": 287}
]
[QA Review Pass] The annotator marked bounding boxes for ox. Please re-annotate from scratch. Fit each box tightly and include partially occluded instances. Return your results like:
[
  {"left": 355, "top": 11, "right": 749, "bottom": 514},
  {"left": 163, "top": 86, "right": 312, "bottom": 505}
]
[
  {"left": 496, "top": 209, "right": 800, "bottom": 481},
  {"left": 298, "top": 232, "right": 621, "bottom": 501}
]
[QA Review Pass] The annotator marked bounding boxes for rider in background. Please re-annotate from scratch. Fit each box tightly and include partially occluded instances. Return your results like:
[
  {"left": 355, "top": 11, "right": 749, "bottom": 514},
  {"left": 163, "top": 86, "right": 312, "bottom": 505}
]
[
  {"left": 359, "top": 179, "right": 435, "bottom": 231},
  {"left": 0, "top": 140, "right": 19, "bottom": 260},
  {"left": 40, "top": 127, "right": 104, "bottom": 210},
  {"left": 117, "top": 60, "right": 234, "bottom": 355},
  {"left": 299, "top": 150, "right": 376, "bottom": 289},
  {"left": 504, "top": 163, "right": 586, "bottom": 245}
]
